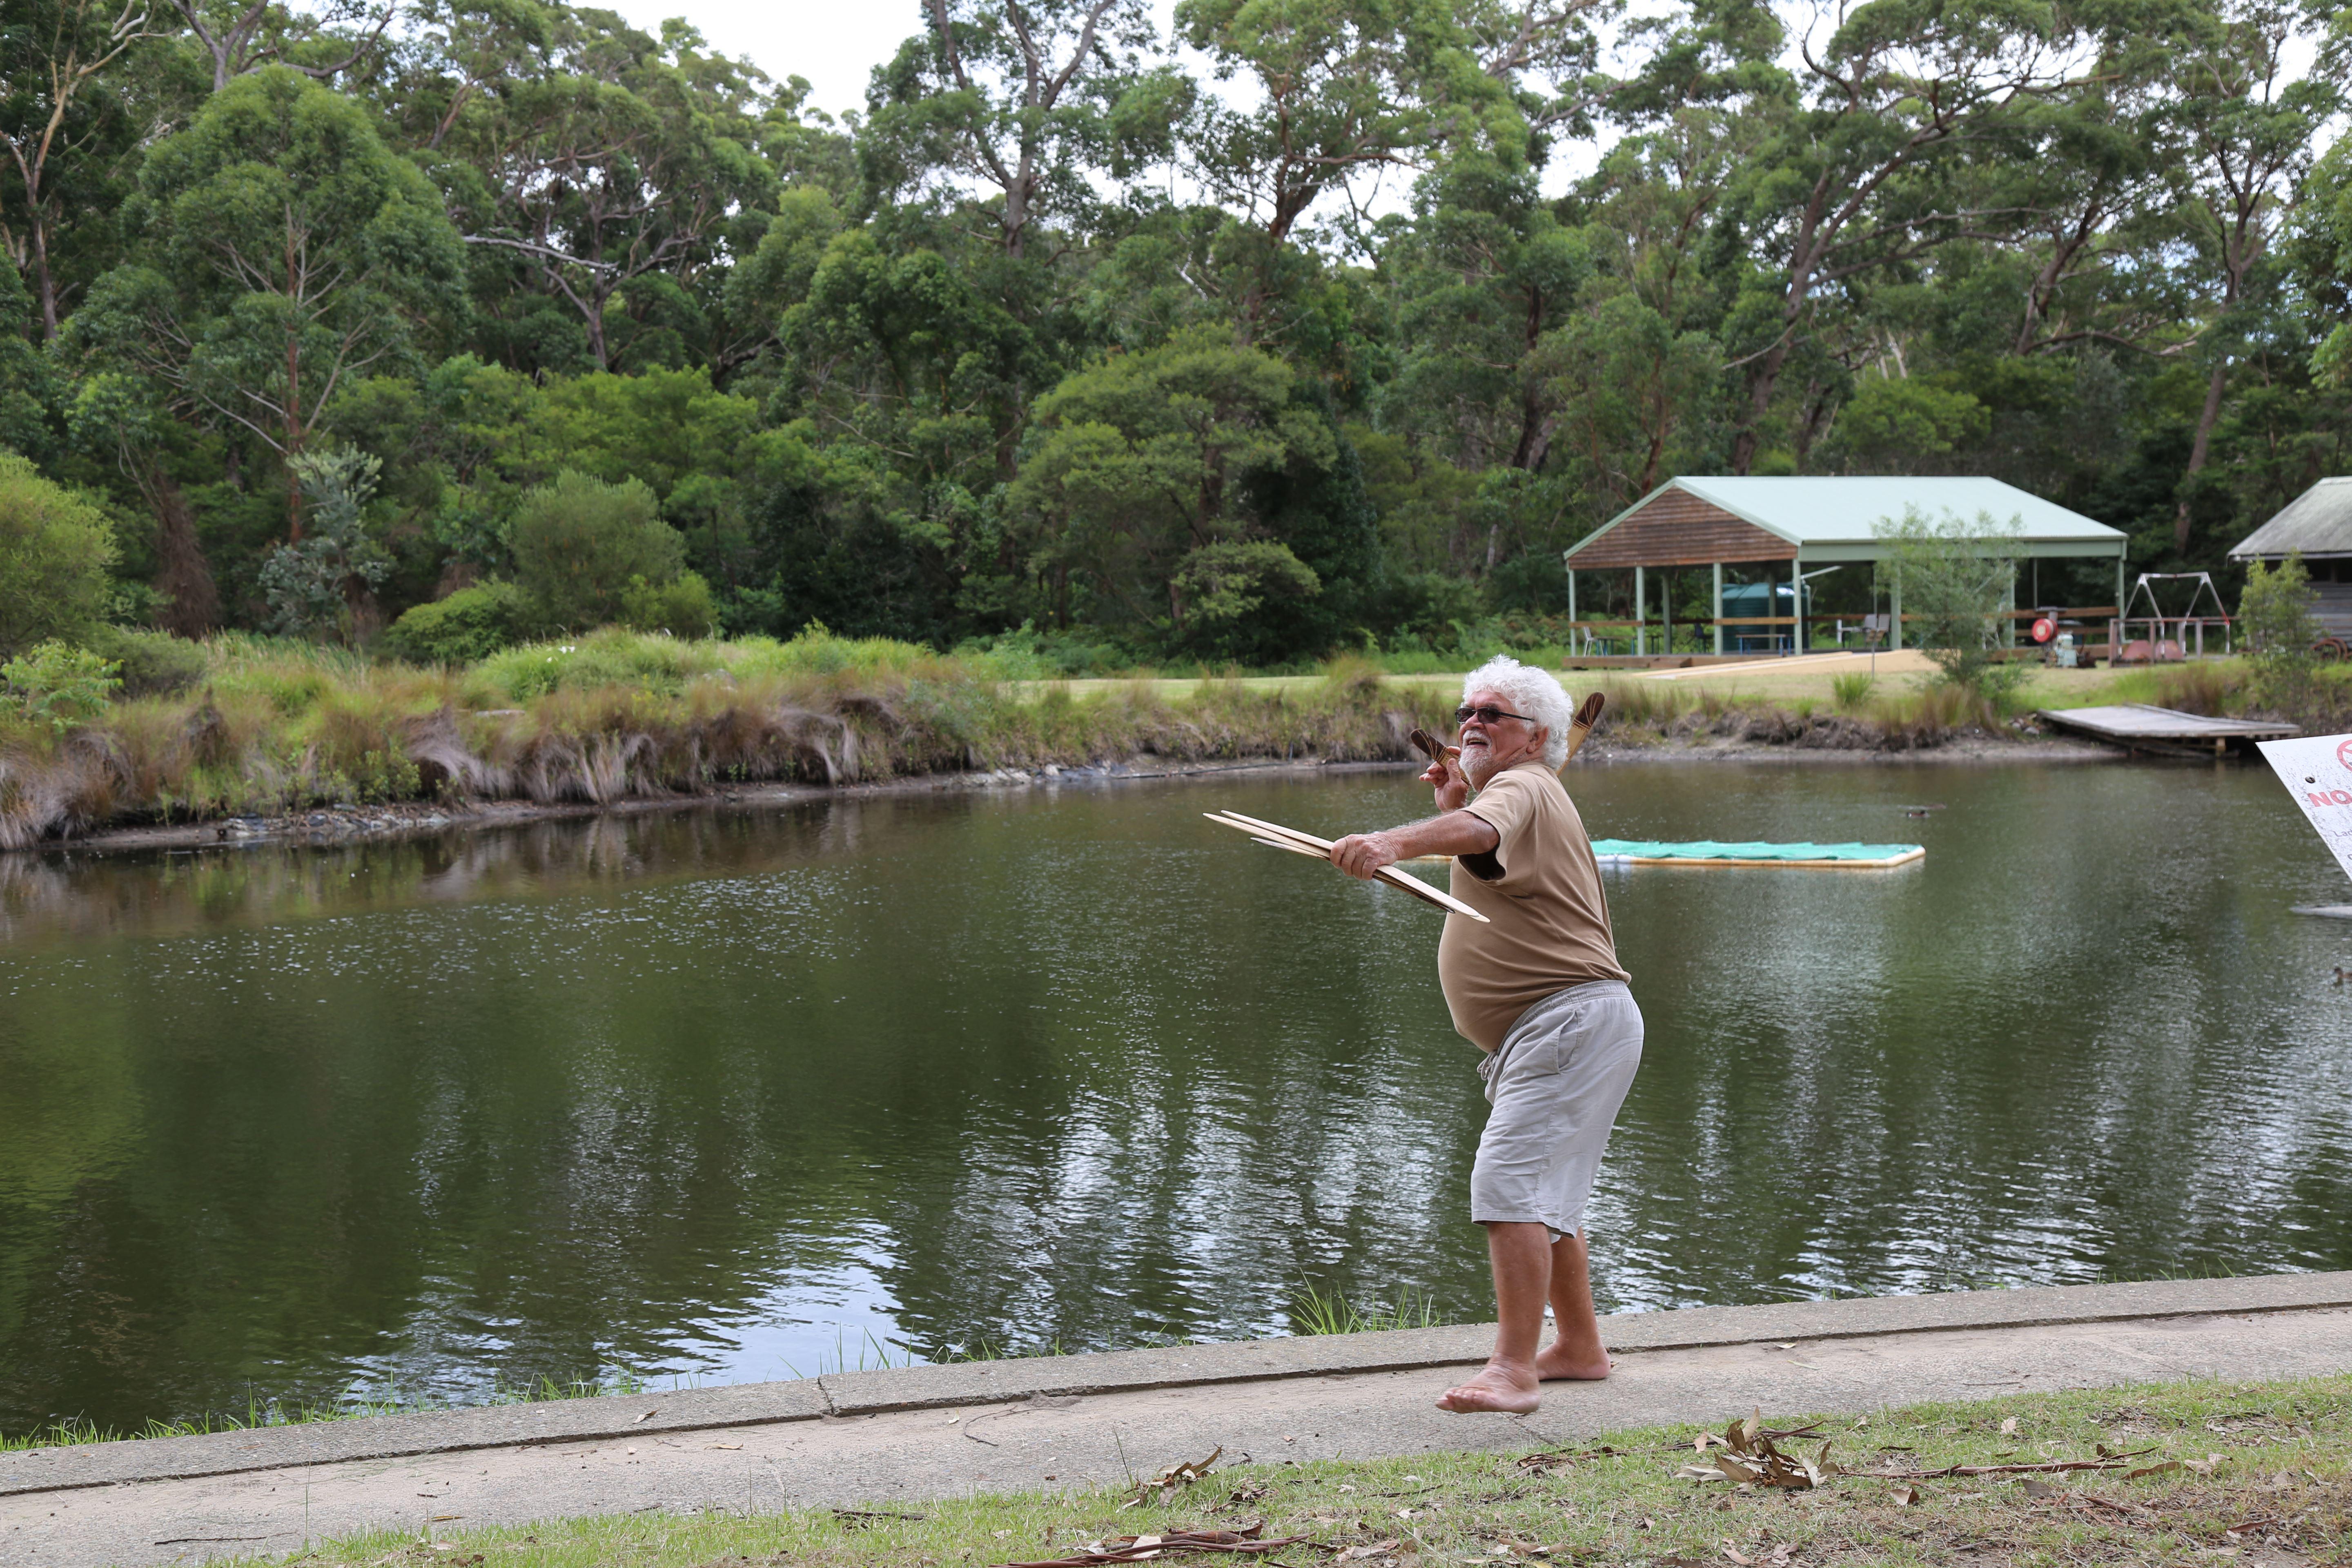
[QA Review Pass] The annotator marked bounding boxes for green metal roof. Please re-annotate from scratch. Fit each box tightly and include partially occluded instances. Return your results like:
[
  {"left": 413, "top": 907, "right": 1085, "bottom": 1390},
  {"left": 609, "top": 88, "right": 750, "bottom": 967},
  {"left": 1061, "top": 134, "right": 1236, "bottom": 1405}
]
[{"left": 1597, "top": 476, "right": 2127, "bottom": 558}]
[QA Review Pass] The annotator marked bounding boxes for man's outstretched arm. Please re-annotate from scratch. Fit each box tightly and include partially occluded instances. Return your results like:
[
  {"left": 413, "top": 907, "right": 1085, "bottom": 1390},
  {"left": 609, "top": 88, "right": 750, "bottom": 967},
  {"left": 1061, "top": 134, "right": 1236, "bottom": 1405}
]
[{"left": 1329, "top": 810, "right": 1498, "bottom": 880}]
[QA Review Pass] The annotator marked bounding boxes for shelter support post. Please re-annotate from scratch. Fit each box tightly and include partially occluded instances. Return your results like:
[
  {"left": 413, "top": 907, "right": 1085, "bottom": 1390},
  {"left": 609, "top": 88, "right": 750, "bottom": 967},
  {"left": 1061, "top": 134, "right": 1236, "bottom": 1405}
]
[
  {"left": 1712, "top": 563, "right": 1724, "bottom": 656},
  {"left": 1789, "top": 558, "right": 1801, "bottom": 655},
  {"left": 1566, "top": 566, "right": 1577, "bottom": 644},
  {"left": 1891, "top": 568, "right": 1902, "bottom": 652},
  {"left": 2004, "top": 560, "right": 2016, "bottom": 647},
  {"left": 1634, "top": 565, "right": 1646, "bottom": 656},
  {"left": 1663, "top": 568, "right": 1673, "bottom": 653}
]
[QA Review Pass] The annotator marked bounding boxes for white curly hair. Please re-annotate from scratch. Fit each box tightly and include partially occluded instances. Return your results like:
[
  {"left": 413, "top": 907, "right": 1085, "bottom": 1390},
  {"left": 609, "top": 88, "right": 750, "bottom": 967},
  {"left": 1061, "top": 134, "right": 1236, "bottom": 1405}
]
[{"left": 1462, "top": 656, "right": 1577, "bottom": 769}]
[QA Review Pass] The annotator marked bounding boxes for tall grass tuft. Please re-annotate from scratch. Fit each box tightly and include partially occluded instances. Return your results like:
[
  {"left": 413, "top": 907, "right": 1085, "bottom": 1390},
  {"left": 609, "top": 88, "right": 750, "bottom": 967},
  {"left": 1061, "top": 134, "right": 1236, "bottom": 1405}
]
[
  {"left": 1831, "top": 672, "right": 1877, "bottom": 711},
  {"left": 1290, "top": 1282, "right": 1449, "bottom": 1337}
]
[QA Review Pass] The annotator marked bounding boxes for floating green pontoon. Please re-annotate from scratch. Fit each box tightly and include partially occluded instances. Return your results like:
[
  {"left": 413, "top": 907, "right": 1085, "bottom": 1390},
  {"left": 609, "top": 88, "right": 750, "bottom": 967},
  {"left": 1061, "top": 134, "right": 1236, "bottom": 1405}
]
[{"left": 1590, "top": 839, "right": 1925, "bottom": 869}]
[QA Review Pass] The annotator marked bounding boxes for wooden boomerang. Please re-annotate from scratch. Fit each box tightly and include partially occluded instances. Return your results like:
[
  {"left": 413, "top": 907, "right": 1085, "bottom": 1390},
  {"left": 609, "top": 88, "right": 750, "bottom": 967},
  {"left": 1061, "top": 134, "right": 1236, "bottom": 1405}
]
[
  {"left": 1562, "top": 690, "right": 1606, "bottom": 762},
  {"left": 1412, "top": 690, "right": 1607, "bottom": 774},
  {"left": 1202, "top": 810, "right": 1490, "bottom": 922}
]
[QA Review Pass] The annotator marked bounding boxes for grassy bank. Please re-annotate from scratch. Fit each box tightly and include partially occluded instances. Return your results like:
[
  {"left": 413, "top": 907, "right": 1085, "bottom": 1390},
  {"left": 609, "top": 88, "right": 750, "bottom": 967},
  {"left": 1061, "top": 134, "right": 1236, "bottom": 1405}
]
[
  {"left": 7, "top": 632, "right": 2342, "bottom": 850},
  {"left": 0, "top": 630, "right": 1461, "bottom": 849},
  {"left": 290, "top": 1373, "right": 2351, "bottom": 1566}
]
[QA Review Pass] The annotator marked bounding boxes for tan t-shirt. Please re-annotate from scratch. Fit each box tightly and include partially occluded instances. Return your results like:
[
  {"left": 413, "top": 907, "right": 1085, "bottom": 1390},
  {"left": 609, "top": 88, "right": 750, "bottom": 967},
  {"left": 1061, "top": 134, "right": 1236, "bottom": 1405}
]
[{"left": 1435, "top": 760, "right": 1629, "bottom": 1051}]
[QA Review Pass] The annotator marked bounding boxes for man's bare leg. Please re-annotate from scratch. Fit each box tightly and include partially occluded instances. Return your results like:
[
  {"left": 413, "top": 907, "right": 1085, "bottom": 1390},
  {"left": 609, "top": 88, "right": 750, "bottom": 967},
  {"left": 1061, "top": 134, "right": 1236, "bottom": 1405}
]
[
  {"left": 1533, "top": 1229, "right": 1610, "bottom": 1381},
  {"left": 1437, "top": 1221, "right": 1550, "bottom": 1413}
]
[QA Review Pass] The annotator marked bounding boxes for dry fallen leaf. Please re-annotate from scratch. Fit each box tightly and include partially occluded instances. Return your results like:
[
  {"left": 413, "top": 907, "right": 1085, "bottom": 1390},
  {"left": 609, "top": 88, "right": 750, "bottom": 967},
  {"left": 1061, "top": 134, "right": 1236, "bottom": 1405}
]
[
  {"left": 1889, "top": 1485, "right": 1920, "bottom": 1507},
  {"left": 2125, "top": 1460, "right": 2180, "bottom": 1480},
  {"left": 2000, "top": 1418, "right": 2018, "bottom": 1436},
  {"left": 1125, "top": 1446, "right": 1222, "bottom": 1508},
  {"left": 1721, "top": 1545, "right": 1753, "bottom": 1566}
]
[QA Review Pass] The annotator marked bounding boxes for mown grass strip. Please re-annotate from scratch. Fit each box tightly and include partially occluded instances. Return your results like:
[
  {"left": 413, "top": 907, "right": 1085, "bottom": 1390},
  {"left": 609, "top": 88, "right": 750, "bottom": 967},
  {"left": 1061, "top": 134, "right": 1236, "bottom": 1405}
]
[{"left": 293, "top": 1373, "right": 2351, "bottom": 1567}]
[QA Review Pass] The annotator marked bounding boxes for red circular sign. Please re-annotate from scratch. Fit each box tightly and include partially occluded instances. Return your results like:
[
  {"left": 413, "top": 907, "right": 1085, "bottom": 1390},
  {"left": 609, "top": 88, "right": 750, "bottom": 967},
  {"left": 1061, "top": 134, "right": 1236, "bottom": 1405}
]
[
  {"left": 2031, "top": 617, "right": 2056, "bottom": 644},
  {"left": 2338, "top": 737, "right": 2352, "bottom": 773}
]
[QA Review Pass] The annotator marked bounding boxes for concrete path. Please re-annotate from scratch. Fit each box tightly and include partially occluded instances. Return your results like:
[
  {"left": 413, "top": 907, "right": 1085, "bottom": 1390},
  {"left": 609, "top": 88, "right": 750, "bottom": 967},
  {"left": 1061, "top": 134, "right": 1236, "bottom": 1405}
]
[{"left": 5, "top": 1274, "right": 2350, "bottom": 1568}]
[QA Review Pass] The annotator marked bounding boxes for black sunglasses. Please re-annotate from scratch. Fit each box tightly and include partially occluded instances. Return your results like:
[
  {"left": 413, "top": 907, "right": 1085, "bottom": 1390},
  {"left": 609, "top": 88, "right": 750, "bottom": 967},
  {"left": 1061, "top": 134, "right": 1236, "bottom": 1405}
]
[{"left": 1455, "top": 704, "right": 1535, "bottom": 727}]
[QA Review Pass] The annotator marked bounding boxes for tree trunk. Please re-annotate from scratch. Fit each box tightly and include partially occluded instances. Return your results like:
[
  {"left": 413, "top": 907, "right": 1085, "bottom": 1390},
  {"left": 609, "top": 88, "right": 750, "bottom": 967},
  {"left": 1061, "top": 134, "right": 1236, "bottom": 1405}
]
[
  {"left": 2174, "top": 358, "right": 2228, "bottom": 553},
  {"left": 31, "top": 214, "right": 58, "bottom": 339},
  {"left": 283, "top": 287, "right": 305, "bottom": 540},
  {"left": 1508, "top": 387, "right": 1551, "bottom": 471},
  {"left": 1728, "top": 328, "right": 1794, "bottom": 476},
  {"left": 149, "top": 472, "right": 220, "bottom": 638}
]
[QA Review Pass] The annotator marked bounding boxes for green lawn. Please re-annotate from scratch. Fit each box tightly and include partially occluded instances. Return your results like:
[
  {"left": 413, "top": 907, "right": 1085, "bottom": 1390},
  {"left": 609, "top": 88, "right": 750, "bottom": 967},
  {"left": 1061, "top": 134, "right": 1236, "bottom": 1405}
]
[{"left": 298, "top": 1373, "right": 2352, "bottom": 1566}]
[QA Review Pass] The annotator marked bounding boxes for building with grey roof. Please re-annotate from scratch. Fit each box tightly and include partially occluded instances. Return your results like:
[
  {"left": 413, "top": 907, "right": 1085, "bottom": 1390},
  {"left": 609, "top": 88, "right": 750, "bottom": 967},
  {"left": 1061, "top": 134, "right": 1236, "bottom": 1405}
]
[
  {"left": 2227, "top": 478, "right": 2352, "bottom": 574},
  {"left": 2227, "top": 477, "right": 2352, "bottom": 644}
]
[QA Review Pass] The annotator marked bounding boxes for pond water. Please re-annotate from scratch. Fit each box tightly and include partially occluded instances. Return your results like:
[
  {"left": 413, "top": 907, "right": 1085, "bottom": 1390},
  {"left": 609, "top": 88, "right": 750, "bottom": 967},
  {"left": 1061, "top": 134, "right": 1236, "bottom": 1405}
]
[{"left": 2, "top": 759, "right": 2350, "bottom": 1434}]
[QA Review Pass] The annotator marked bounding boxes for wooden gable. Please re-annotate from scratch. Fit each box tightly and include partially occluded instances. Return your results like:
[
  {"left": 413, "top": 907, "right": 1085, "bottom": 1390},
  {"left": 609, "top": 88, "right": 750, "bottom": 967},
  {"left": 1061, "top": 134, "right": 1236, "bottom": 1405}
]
[{"left": 1566, "top": 486, "right": 1795, "bottom": 568}]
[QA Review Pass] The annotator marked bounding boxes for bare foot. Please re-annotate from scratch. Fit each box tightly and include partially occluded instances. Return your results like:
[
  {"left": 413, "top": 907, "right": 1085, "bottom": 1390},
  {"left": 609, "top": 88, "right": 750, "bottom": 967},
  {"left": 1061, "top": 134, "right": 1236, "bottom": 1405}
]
[
  {"left": 1532, "top": 1343, "right": 1612, "bottom": 1381},
  {"left": 1435, "top": 1361, "right": 1540, "bottom": 1414}
]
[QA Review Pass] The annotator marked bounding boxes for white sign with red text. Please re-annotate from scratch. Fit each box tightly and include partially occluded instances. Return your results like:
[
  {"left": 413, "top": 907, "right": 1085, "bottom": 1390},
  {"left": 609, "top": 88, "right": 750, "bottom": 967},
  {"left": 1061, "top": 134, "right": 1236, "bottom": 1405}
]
[{"left": 2258, "top": 733, "right": 2352, "bottom": 886}]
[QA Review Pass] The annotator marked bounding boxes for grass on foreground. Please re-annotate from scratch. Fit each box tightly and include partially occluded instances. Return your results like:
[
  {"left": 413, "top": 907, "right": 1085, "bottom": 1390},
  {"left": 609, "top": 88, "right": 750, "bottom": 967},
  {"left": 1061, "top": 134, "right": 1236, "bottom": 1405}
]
[{"left": 292, "top": 1374, "right": 2352, "bottom": 1567}]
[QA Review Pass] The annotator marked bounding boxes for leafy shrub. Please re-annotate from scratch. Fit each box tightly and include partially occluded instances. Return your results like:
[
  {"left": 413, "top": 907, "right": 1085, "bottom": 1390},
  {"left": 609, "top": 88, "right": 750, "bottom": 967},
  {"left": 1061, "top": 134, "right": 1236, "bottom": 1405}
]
[
  {"left": 954, "top": 621, "right": 1133, "bottom": 678},
  {"left": 2240, "top": 553, "right": 2321, "bottom": 710},
  {"left": 0, "top": 453, "right": 118, "bottom": 658},
  {"left": 258, "top": 450, "right": 392, "bottom": 641},
  {"left": 2, "top": 640, "right": 120, "bottom": 732},
  {"left": 618, "top": 570, "right": 717, "bottom": 639},
  {"left": 1872, "top": 507, "right": 2027, "bottom": 698},
  {"left": 508, "top": 471, "right": 685, "bottom": 630},
  {"left": 89, "top": 626, "right": 208, "bottom": 697},
  {"left": 383, "top": 580, "right": 537, "bottom": 664}
]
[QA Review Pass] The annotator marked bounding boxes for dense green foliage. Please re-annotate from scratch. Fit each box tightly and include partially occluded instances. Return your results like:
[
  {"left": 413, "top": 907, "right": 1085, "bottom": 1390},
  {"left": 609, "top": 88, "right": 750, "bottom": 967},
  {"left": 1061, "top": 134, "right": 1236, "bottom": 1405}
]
[
  {"left": 0, "top": 454, "right": 118, "bottom": 656},
  {"left": 2239, "top": 551, "right": 2324, "bottom": 704},
  {"left": 3, "top": 0, "right": 2349, "bottom": 666}
]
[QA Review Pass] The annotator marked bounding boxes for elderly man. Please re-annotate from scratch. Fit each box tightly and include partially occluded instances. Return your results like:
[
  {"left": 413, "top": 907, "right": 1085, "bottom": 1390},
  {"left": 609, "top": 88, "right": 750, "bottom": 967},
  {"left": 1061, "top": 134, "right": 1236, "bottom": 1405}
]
[{"left": 1329, "top": 656, "right": 1641, "bottom": 1414}]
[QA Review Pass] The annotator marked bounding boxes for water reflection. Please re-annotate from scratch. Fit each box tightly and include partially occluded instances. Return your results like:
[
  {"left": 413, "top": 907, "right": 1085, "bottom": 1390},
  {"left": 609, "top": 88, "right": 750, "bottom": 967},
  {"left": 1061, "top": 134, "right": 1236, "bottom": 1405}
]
[{"left": 1, "top": 761, "right": 2348, "bottom": 1434}]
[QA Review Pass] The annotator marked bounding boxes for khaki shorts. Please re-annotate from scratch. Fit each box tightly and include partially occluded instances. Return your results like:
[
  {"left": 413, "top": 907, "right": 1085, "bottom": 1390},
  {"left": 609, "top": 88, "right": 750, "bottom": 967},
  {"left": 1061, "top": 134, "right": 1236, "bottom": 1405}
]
[{"left": 1469, "top": 981, "right": 1643, "bottom": 1240}]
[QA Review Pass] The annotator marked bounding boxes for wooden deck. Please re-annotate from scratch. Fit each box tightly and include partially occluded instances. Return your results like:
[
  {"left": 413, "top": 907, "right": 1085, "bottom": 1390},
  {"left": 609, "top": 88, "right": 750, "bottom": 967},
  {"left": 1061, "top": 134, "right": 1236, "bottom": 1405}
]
[{"left": 2037, "top": 703, "right": 2299, "bottom": 757}]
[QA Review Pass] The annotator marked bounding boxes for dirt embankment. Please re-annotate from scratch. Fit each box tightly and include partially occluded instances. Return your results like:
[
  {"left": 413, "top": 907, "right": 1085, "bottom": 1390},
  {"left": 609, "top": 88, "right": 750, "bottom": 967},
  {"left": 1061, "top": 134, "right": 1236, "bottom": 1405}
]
[{"left": 40, "top": 718, "right": 2123, "bottom": 858}]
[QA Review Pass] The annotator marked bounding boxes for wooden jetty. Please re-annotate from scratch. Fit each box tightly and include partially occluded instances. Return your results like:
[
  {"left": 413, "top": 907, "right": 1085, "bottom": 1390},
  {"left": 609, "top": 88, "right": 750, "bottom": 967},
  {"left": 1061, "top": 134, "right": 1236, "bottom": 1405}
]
[{"left": 2036, "top": 703, "right": 2298, "bottom": 758}]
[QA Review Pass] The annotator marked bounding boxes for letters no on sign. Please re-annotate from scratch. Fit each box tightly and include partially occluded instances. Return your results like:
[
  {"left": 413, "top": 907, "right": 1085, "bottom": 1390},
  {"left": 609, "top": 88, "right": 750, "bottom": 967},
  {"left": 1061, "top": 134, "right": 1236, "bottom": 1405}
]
[{"left": 2258, "top": 734, "right": 2352, "bottom": 886}]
